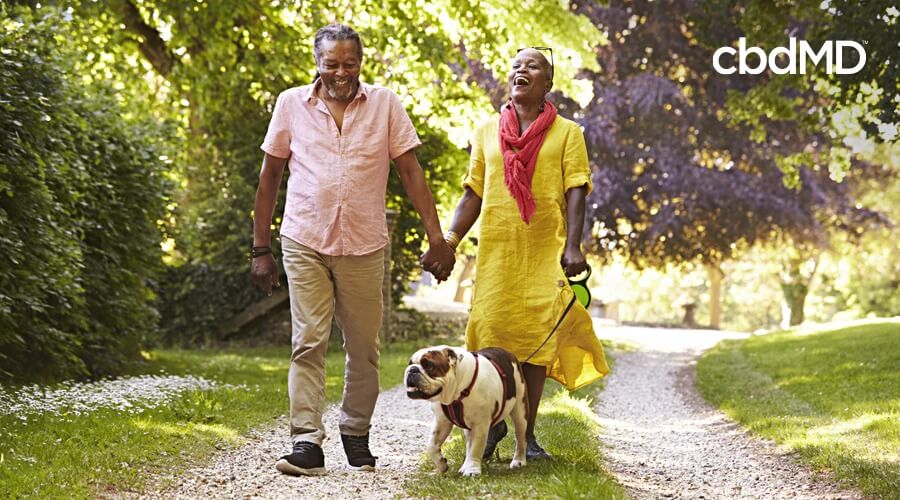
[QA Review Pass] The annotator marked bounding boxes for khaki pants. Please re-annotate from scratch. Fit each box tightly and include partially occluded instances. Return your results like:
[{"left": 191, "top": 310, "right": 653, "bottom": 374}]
[{"left": 281, "top": 237, "right": 383, "bottom": 446}]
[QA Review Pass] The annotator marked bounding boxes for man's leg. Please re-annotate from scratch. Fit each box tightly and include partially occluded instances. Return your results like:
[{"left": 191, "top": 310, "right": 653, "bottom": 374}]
[
  {"left": 332, "top": 248, "right": 384, "bottom": 439},
  {"left": 283, "top": 238, "right": 335, "bottom": 446}
]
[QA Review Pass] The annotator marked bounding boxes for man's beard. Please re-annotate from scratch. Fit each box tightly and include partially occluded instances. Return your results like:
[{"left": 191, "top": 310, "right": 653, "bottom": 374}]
[{"left": 324, "top": 77, "right": 358, "bottom": 102}]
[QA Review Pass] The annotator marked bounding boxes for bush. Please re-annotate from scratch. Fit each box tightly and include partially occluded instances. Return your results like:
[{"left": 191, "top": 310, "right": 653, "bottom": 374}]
[{"left": 0, "top": 8, "right": 171, "bottom": 381}]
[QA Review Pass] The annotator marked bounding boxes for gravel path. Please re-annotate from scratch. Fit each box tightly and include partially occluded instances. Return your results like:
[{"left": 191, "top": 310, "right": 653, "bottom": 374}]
[
  {"left": 130, "top": 386, "right": 432, "bottom": 499},
  {"left": 594, "top": 325, "right": 864, "bottom": 499}
]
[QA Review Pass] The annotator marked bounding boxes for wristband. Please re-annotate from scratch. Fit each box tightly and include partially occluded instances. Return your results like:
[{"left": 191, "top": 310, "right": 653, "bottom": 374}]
[{"left": 251, "top": 246, "right": 272, "bottom": 258}]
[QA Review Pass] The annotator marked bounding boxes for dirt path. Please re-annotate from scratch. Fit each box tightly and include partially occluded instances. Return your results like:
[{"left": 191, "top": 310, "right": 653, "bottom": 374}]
[
  {"left": 128, "top": 386, "right": 432, "bottom": 499},
  {"left": 594, "top": 325, "right": 863, "bottom": 499}
]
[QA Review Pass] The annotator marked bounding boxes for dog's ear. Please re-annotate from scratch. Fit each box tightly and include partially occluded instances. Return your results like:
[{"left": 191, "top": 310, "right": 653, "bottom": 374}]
[{"left": 444, "top": 347, "right": 458, "bottom": 364}]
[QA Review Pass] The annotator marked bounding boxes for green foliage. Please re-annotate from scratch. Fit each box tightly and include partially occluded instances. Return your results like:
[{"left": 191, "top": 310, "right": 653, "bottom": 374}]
[
  {"left": 697, "top": 321, "right": 900, "bottom": 497},
  {"left": 0, "top": 7, "right": 171, "bottom": 380},
  {"left": 388, "top": 118, "right": 468, "bottom": 303}
]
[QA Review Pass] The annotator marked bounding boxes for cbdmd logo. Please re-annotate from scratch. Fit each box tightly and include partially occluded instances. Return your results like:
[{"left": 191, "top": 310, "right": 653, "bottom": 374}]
[{"left": 713, "top": 37, "right": 866, "bottom": 75}]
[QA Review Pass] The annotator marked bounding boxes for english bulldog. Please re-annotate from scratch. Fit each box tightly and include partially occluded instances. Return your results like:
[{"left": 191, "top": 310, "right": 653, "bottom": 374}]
[{"left": 404, "top": 345, "right": 528, "bottom": 476}]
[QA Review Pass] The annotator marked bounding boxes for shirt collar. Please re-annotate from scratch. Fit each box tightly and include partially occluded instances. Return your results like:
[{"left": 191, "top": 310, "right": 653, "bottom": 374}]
[{"left": 304, "top": 78, "right": 368, "bottom": 103}]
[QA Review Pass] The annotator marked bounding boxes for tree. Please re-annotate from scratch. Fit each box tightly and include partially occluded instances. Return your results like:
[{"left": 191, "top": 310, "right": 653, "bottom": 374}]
[{"left": 453, "top": 0, "right": 889, "bottom": 326}]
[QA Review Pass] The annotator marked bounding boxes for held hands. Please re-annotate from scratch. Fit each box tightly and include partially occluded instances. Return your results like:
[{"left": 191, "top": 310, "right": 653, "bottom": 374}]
[
  {"left": 561, "top": 245, "right": 587, "bottom": 278},
  {"left": 250, "top": 254, "right": 281, "bottom": 296},
  {"left": 421, "top": 238, "right": 456, "bottom": 283}
]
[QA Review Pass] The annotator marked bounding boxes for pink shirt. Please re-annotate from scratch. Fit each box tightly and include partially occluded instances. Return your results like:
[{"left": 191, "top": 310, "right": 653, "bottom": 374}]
[{"left": 261, "top": 81, "right": 421, "bottom": 256}]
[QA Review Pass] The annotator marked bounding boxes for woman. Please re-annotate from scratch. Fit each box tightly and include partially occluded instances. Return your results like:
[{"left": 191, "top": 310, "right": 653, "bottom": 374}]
[{"left": 442, "top": 48, "right": 609, "bottom": 459}]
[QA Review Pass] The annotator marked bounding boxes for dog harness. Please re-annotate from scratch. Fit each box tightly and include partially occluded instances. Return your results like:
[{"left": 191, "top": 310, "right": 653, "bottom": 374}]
[{"left": 440, "top": 353, "right": 511, "bottom": 430}]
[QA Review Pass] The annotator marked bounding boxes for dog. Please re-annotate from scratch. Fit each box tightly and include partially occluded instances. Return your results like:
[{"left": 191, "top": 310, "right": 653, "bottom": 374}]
[{"left": 404, "top": 345, "right": 528, "bottom": 476}]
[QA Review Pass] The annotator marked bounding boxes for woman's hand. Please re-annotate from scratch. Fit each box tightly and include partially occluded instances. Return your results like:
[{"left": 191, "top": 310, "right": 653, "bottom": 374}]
[{"left": 561, "top": 246, "right": 587, "bottom": 277}]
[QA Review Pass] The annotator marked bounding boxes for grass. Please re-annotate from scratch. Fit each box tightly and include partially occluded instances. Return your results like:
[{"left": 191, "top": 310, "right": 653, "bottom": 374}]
[
  {"left": 0, "top": 339, "right": 423, "bottom": 498},
  {"left": 404, "top": 342, "right": 626, "bottom": 499},
  {"left": 696, "top": 319, "right": 900, "bottom": 498}
]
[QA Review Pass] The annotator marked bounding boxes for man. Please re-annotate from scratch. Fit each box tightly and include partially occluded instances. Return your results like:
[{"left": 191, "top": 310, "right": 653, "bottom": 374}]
[{"left": 250, "top": 23, "right": 455, "bottom": 476}]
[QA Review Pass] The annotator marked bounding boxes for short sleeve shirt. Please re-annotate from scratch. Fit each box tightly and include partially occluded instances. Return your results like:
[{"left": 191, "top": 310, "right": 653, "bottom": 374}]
[{"left": 261, "top": 81, "right": 421, "bottom": 256}]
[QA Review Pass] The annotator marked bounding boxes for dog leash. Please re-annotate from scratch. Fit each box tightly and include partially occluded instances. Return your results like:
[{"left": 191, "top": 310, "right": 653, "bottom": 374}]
[{"left": 522, "top": 293, "right": 577, "bottom": 364}]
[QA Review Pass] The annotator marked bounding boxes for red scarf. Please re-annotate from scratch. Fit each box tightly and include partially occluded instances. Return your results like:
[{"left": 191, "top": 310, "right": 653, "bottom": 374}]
[{"left": 499, "top": 100, "right": 557, "bottom": 223}]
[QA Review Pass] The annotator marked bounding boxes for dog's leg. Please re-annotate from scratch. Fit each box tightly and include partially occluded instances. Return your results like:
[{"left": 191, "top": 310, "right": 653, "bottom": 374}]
[
  {"left": 427, "top": 415, "right": 453, "bottom": 474},
  {"left": 459, "top": 423, "right": 488, "bottom": 476},
  {"left": 509, "top": 395, "right": 528, "bottom": 468}
]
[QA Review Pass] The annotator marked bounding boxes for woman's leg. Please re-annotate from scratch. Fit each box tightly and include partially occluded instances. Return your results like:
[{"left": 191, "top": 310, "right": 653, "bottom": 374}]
[{"left": 522, "top": 363, "right": 547, "bottom": 439}]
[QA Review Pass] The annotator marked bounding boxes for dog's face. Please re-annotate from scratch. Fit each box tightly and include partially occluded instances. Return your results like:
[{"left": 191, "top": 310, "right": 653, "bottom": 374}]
[{"left": 404, "top": 345, "right": 463, "bottom": 400}]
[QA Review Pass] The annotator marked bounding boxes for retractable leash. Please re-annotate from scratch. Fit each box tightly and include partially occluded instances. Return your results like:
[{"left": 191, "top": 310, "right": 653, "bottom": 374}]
[{"left": 522, "top": 264, "right": 592, "bottom": 364}]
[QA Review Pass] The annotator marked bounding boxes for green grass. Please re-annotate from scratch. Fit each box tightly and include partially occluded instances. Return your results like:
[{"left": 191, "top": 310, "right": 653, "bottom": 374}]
[
  {"left": 404, "top": 346, "right": 625, "bottom": 499},
  {"left": 696, "top": 319, "right": 900, "bottom": 498},
  {"left": 0, "top": 339, "right": 422, "bottom": 498}
]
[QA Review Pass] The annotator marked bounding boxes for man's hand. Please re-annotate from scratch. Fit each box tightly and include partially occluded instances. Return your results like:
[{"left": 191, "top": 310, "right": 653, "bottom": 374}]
[
  {"left": 561, "top": 246, "right": 587, "bottom": 278},
  {"left": 421, "top": 239, "right": 456, "bottom": 283},
  {"left": 250, "top": 255, "right": 281, "bottom": 296}
]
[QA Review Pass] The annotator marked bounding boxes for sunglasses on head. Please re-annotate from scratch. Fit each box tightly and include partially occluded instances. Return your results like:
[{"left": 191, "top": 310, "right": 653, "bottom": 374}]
[{"left": 516, "top": 46, "right": 554, "bottom": 80}]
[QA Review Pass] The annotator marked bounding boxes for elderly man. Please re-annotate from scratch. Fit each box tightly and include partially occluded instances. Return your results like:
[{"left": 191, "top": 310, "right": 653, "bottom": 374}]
[{"left": 250, "top": 23, "right": 455, "bottom": 476}]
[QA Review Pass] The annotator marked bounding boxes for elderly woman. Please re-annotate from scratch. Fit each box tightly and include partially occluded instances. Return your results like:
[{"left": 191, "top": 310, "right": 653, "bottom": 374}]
[{"left": 442, "top": 48, "right": 609, "bottom": 459}]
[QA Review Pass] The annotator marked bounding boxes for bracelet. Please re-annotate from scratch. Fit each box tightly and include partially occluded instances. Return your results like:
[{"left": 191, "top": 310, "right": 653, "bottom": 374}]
[
  {"left": 444, "top": 230, "right": 461, "bottom": 250},
  {"left": 251, "top": 246, "right": 272, "bottom": 258}
]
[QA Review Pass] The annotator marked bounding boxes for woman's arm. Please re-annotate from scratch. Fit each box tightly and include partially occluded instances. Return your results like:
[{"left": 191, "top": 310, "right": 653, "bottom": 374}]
[
  {"left": 562, "top": 185, "right": 588, "bottom": 276},
  {"left": 446, "top": 187, "right": 483, "bottom": 247}
]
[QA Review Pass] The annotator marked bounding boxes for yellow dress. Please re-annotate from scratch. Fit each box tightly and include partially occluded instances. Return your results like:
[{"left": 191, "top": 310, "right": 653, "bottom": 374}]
[{"left": 463, "top": 115, "right": 610, "bottom": 391}]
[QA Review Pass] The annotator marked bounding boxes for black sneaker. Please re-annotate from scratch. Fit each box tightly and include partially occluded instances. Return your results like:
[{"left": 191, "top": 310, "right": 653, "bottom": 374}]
[
  {"left": 482, "top": 420, "right": 508, "bottom": 460},
  {"left": 341, "top": 433, "right": 377, "bottom": 471},
  {"left": 275, "top": 441, "right": 326, "bottom": 476},
  {"left": 526, "top": 437, "right": 552, "bottom": 460}
]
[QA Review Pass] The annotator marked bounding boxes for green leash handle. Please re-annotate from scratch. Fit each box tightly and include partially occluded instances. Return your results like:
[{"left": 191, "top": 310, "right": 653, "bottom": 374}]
[
  {"left": 568, "top": 264, "right": 592, "bottom": 309},
  {"left": 522, "top": 264, "right": 593, "bottom": 364}
]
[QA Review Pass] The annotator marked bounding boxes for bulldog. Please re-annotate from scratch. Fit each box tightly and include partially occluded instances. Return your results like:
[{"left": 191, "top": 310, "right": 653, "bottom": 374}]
[{"left": 404, "top": 345, "right": 528, "bottom": 476}]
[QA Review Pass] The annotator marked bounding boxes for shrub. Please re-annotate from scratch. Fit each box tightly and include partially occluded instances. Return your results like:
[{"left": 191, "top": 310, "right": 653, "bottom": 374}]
[{"left": 0, "top": 8, "right": 171, "bottom": 381}]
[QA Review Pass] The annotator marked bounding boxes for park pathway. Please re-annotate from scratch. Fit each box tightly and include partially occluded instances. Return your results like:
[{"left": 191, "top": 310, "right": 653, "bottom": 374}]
[
  {"left": 593, "top": 323, "right": 863, "bottom": 499},
  {"left": 125, "top": 385, "right": 432, "bottom": 499},
  {"left": 125, "top": 315, "right": 865, "bottom": 498}
]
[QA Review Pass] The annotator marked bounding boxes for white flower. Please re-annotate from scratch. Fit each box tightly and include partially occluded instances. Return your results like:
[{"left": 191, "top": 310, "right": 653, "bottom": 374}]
[{"left": 0, "top": 375, "right": 247, "bottom": 417}]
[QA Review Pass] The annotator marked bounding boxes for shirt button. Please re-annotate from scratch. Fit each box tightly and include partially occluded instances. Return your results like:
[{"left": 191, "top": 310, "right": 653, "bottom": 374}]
[{"left": 558, "top": 280, "right": 566, "bottom": 287}]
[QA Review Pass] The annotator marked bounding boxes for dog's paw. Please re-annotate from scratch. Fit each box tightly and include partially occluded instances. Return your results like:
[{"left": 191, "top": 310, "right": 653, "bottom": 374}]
[
  {"left": 458, "top": 464, "right": 482, "bottom": 476},
  {"left": 435, "top": 456, "right": 449, "bottom": 474},
  {"left": 509, "top": 458, "right": 526, "bottom": 469}
]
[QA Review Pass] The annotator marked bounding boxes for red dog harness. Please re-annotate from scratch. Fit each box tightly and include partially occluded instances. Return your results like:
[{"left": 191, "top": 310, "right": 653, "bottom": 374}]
[{"left": 440, "top": 353, "right": 510, "bottom": 430}]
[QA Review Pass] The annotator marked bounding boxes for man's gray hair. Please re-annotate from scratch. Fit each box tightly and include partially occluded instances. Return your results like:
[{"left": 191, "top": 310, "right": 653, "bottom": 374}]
[{"left": 314, "top": 24, "right": 363, "bottom": 62}]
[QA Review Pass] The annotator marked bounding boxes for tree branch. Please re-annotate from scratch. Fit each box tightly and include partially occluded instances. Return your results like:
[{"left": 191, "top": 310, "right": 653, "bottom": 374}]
[
  {"left": 452, "top": 40, "right": 506, "bottom": 111},
  {"left": 111, "top": 0, "right": 173, "bottom": 77}
]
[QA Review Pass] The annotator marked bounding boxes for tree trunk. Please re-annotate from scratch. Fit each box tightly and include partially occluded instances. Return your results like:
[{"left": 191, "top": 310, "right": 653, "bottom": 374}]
[
  {"left": 706, "top": 264, "right": 724, "bottom": 329},
  {"left": 780, "top": 250, "right": 818, "bottom": 328}
]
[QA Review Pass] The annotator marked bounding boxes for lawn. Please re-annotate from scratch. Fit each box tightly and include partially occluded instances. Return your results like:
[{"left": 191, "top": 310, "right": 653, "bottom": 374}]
[
  {"left": 403, "top": 343, "right": 627, "bottom": 499},
  {"left": 696, "top": 319, "right": 900, "bottom": 498},
  {"left": 0, "top": 339, "right": 420, "bottom": 497}
]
